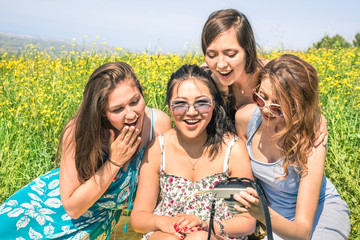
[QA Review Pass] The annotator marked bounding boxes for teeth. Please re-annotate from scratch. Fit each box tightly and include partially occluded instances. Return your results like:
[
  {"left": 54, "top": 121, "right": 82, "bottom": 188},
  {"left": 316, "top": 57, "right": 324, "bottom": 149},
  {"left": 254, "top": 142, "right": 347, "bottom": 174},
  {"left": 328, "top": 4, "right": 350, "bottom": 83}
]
[
  {"left": 185, "top": 119, "right": 199, "bottom": 123},
  {"left": 126, "top": 120, "right": 137, "bottom": 125},
  {"left": 219, "top": 71, "right": 231, "bottom": 74}
]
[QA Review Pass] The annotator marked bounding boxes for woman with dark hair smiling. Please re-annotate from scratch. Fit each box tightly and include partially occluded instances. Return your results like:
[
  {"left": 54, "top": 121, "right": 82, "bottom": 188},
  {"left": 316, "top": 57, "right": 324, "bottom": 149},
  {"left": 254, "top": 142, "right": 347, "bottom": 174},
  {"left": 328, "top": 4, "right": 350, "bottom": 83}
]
[{"left": 131, "top": 64, "right": 256, "bottom": 240}]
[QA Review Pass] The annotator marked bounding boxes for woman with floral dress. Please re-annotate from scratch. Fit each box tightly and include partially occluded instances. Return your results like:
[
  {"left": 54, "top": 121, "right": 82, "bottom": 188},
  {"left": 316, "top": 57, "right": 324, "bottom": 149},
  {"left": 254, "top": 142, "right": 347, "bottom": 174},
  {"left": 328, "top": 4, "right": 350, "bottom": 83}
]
[
  {"left": 131, "top": 64, "right": 256, "bottom": 240},
  {"left": 0, "top": 62, "right": 172, "bottom": 239}
]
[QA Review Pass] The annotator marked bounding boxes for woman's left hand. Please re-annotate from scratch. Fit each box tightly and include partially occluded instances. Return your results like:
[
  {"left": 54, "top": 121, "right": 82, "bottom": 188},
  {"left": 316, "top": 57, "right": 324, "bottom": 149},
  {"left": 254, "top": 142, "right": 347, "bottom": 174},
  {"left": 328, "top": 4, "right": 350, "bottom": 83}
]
[
  {"left": 233, "top": 187, "right": 265, "bottom": 222},
  {"left": 175, "top": 213, "right": 204, "bottom": 234}
]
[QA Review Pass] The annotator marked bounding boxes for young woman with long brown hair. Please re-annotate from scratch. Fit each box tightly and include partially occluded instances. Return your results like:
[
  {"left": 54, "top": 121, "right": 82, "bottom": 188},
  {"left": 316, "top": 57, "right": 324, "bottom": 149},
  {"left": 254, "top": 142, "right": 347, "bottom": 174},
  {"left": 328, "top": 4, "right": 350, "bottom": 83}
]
[
  {"left": 234, "top": 54, "right": 350, "bottom": 239},
  {"left": 0, "top": 62, "right": 171, "bottom": 239},
  {"left": 201, "top": 9, "right": 328, "bottom": 146}
]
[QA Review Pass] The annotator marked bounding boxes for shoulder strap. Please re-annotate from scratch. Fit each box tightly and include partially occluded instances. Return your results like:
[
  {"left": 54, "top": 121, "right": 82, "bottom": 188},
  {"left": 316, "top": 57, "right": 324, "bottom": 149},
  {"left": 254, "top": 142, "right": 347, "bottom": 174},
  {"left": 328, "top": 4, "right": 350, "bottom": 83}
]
[
  {"left": 149, "top": 108, "right": 155, "bottom": 142},
  {"left": 223, "top": 137, "right": 238, "bottom": 171},
  {"left": 158, "top": 134, "right": 165, "bottom": 171}
]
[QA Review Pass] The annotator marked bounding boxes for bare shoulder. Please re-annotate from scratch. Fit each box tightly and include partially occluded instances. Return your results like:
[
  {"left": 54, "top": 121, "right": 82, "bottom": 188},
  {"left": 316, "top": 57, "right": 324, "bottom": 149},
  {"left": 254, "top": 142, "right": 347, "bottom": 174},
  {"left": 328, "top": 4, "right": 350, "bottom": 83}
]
[
  {"left": 231, "top": 137, "right": 248, "bottom": 155},
  {"left": 141, "top": 132, "right": 162, "bottom": 168},
  {"left": 148, "top": 107, "right": 172, "bottom": 136},
  {"left": 61, "top": 118, "right": 76, "bottom": 150},
  {"left": 228, "top": 137, "right": 253, "bottom": 179},
  {"left": 235, "top": 104, "right": 257, "bottom": 139}
]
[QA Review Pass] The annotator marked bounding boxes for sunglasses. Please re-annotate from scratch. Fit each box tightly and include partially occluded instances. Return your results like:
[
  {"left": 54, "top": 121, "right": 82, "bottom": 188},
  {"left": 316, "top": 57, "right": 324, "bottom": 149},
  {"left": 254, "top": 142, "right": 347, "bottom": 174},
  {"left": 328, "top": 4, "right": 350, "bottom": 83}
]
[
  {"left": 170, "top": 98, "right": 213, "bottom": 116},
  {"left": 252, "top": 92, "right": 283, "bottom": 117}
]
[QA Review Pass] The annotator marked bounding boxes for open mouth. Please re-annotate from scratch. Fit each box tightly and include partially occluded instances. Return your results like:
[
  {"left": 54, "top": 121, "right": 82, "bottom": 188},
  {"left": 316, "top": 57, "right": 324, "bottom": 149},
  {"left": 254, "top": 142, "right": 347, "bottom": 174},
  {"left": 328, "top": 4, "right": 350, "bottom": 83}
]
[
  {"left": 262, "top": 114, "right": 275, "bottom": 121},
  {"left": 218, "top": 70, "right": 233, "bottom": 78},
  {"left": 125, "top": 119, "right": 138, "bottom": 128},
  {"left": 184, "top": 119, "right": 200, "bottom": 125}
]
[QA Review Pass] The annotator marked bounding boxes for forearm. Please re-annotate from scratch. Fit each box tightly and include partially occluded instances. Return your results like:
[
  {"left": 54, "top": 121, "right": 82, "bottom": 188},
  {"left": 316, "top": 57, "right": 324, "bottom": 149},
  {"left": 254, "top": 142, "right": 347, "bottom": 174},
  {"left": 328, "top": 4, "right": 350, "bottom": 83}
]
[
  {"left": 258, "top": 208, "right": 312, "bottom": 240},
  {"left": 216, "top": 215, "right": 256, "bottom": 238},
  {"left": 131, "top": 211, "right": 172, "bottom": 233},
  {"left": 61, "top": 161, "right": 120, "bottom": 219}
]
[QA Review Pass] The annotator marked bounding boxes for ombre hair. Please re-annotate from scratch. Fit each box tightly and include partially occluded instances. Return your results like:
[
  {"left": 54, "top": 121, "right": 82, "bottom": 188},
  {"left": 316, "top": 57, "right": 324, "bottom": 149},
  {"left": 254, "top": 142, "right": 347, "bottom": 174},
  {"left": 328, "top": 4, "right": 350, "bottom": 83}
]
[
  {"left": 166, "top": 64, "right": 236, "bottom": 157},
  {"left": 57, "top": 62, "right": 143, "bottom": 183},
  {"left": 253, "top": 54, "right": 321, "bottom": 178}
]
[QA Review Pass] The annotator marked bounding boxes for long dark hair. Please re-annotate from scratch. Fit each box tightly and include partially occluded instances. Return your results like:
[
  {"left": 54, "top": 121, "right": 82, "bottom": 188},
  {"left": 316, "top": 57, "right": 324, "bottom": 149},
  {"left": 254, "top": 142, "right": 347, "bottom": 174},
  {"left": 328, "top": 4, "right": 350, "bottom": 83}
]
[
  {"left": 201, "top": 8, "right": 260, "bottom": 74},
  {"left": 166, "top": 64, "right": 236, "bottom": 157},
  {"left": 57, "top": 62, "right": 143, "bottom": 183}
]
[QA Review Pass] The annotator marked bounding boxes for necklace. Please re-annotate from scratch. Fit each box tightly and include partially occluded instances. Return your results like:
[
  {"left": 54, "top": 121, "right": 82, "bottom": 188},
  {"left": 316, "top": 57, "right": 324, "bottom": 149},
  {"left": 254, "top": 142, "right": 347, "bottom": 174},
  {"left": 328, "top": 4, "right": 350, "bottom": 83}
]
[
  {"left": 180, "top": 140, "right": 206, "bottom": 171},
  {"left": 184, "top": 147, "right": 205, "bottom": 171},
  {"left": 189, "top": 156, "right": 200, "bottom": 171}
]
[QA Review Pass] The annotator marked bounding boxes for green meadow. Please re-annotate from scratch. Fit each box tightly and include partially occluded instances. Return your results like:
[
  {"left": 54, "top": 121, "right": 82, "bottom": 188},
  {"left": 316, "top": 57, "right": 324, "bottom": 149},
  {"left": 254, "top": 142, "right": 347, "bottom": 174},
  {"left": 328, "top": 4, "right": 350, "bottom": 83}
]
[{"left": 0, "top": 46, "right": 359, "bottom": 239}]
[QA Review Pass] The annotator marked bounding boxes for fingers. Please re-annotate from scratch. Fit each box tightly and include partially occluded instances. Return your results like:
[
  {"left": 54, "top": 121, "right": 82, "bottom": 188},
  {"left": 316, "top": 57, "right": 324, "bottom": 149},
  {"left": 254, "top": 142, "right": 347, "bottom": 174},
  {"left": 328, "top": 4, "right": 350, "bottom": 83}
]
[
  {"left": 233, "top": 188, "right": 260, "bottom": 209},
  {"left": 174, "top": 216, "right": 203, "bottom": 234},
  {"left": 323, "top": 134, "right": 328, "bottom": 146},
  {"left": 313, "top": 132, "right": 326, "bottom": 147},
  {"left": 109, "top": 126, "right": 141, "bottom": 164}
]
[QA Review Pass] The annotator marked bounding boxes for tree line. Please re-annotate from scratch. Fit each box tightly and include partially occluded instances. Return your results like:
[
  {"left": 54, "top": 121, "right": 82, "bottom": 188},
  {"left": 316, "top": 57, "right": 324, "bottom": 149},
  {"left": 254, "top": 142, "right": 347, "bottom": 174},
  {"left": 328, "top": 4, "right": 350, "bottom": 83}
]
[{"left": 311, "top": 33, "right": 360, "bottom": 49}]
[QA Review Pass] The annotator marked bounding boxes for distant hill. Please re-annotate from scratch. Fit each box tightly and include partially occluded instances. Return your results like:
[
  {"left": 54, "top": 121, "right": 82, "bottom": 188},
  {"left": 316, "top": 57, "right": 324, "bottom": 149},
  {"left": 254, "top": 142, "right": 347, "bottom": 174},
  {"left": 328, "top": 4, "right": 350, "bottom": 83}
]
[{"left": 0, "top": 32, "right": 107, "bottom": 55}]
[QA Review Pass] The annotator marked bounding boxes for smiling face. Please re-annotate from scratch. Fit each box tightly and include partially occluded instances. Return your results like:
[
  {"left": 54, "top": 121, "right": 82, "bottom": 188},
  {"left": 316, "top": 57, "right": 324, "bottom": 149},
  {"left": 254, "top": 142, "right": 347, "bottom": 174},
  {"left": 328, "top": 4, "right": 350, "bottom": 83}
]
[
  {"left": 170, "top": 78, "right": 214, "bottom": 140},
  {"left": 205, "top": 28, "right": 247, "bottom": 87},
  {"left": 106, "top": 79, "right": 146, "bottom": 132},
  {"left": 256, "top": 78, "right": 285, "bottom": 127}
]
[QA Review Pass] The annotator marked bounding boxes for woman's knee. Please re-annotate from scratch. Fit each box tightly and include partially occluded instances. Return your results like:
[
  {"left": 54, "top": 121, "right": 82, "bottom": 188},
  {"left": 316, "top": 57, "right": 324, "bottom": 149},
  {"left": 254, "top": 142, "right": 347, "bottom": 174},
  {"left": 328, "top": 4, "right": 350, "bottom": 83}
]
[{"left": 149, "top": 231, "right": 180, "bottom": 240}]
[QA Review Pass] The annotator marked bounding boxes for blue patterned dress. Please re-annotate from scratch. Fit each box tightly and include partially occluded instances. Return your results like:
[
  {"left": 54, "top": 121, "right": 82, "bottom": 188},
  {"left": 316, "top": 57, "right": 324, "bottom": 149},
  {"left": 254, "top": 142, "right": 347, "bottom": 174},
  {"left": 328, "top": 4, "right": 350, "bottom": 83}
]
[{"left": 0, "top": 109, "right": 154, "bottom": 240}]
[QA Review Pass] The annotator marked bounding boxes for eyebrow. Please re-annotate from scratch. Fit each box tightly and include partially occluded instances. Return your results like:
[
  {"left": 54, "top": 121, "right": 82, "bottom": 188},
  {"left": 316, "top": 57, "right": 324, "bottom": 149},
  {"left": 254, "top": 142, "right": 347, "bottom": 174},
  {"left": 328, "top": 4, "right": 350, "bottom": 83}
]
[
  {"left": 108, "top": 93, "right": 140, "bottom": 109},
  {"left": 206, "top": 48, "right": 238, "bottom": 53}
]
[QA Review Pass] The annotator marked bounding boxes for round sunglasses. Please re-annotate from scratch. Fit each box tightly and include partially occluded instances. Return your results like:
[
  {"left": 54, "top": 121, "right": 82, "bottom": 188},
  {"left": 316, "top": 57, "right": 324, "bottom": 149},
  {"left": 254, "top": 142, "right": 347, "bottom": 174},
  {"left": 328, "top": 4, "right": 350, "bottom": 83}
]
[
  {"left": 170, "top": 98, "right": 213, "bottom": 116},
  {"left": 252, "top": 92, "right": 283, "bottom": 117}
]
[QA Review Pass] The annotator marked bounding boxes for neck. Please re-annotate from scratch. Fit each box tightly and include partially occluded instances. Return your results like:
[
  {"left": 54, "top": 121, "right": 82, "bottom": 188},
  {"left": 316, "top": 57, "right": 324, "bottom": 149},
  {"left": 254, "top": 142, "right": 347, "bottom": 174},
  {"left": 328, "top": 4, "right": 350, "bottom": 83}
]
[
  {"left": 232, "top": 73, "right": 254, "bottom": 109},
  {"left": 175, "top": 128, "right": 208, "bottom": 155}
]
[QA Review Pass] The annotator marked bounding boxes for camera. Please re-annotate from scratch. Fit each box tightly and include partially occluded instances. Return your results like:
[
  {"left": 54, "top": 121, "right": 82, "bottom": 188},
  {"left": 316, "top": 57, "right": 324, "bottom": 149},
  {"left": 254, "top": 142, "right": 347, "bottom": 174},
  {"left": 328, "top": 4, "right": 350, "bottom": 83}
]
[
  {"left": 212, "top": 177, "right": 253, "bottom": 214},
  {"left": 209, "top": 177, "right": 273, "bottom": 240}
]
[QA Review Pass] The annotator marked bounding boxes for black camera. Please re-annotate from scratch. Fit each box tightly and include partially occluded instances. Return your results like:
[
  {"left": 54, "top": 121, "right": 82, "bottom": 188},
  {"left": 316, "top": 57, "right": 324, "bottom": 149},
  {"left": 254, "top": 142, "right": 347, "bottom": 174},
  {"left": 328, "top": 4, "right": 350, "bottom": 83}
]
[
  {"left": 208, "top": 177, "right": 273, "bottom": 240},
  {"left": 212, "top": 177, "right": 253, "bottom": 214}
]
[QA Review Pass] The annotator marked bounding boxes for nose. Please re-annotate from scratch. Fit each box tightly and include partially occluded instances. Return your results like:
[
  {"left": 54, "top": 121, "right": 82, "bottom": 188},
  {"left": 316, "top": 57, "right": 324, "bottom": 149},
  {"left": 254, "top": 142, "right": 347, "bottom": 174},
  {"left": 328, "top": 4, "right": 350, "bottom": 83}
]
[
  {"left": 217, "top": 55, "right": 228, "bottom": 69},
  {"left": 186, "top": 104, "right": 198, "bottom": 115},
  {"left": 125, "top": 106, "right": 136, "bottom": 120}
]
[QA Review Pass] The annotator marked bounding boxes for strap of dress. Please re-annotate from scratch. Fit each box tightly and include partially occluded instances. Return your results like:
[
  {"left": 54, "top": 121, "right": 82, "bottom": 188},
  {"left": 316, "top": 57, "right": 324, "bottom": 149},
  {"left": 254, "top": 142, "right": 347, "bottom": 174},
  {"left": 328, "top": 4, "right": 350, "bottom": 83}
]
[
  {"left": 149, "top": 108, "right": 155, "bottom": 142},
  {"left": 223, "top": 137, "right": 239, "bottom": 172},
  {"left": 158, "top": 134, "right": 165, "bottom": 171}
]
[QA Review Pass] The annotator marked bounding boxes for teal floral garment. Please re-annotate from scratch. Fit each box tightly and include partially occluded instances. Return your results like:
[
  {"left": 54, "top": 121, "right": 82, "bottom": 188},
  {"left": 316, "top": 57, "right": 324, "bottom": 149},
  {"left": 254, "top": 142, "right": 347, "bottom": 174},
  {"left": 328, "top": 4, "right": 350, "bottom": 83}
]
[{"left": 0, "top": 147, "right": 144, "bottom": 240}]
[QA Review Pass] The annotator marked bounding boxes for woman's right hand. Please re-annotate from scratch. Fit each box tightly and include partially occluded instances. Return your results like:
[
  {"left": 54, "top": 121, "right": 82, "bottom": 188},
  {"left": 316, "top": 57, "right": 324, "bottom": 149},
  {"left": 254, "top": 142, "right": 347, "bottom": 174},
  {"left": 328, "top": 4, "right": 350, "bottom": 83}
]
[{"left": 108, "top": 126, "right": 141, "bottom": 166}]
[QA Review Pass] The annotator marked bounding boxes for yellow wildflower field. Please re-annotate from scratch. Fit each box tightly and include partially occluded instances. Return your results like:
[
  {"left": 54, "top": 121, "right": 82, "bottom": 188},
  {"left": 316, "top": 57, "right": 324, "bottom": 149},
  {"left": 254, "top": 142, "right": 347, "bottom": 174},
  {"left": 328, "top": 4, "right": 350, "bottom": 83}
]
[{"left": 0, "top": 46, "right": 359, "bottom": 238}]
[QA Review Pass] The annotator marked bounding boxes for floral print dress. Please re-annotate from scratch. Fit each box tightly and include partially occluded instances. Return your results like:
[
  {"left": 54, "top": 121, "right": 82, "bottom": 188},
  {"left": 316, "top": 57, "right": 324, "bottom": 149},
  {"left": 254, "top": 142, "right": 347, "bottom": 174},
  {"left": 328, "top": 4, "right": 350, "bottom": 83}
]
[{"left": 142, "top": 135, "right": 246, "bottom": 240}]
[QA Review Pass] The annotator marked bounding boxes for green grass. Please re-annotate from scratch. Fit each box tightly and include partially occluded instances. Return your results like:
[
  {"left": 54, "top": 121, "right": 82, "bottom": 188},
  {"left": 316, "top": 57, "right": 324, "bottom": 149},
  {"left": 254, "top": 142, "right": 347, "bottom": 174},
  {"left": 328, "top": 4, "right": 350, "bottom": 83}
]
[{"left": 0, "top": 46, "right": 359, "bottom": 239}]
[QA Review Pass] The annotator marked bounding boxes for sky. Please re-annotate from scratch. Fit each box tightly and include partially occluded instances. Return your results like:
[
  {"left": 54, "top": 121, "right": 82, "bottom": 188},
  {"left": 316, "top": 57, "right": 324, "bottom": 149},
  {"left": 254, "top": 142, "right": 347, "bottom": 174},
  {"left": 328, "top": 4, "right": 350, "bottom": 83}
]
[{"left": 1, "top": 0, "right": 360, "bottom": 53}]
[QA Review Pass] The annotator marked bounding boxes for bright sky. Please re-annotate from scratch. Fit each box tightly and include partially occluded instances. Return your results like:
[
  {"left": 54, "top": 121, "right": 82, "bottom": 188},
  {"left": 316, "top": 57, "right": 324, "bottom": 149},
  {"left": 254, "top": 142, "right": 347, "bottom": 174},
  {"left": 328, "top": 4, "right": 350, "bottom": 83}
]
[{"left": 2, "top": 0, "right": 360, "bottom": 53}]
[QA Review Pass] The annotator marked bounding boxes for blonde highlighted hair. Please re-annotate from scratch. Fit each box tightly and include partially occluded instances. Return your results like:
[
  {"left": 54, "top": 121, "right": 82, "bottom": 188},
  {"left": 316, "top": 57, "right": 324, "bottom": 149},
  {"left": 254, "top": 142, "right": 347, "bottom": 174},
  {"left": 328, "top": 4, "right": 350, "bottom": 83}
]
[{"left": 254, "top": 54, "right": 321, "bottom": 178}]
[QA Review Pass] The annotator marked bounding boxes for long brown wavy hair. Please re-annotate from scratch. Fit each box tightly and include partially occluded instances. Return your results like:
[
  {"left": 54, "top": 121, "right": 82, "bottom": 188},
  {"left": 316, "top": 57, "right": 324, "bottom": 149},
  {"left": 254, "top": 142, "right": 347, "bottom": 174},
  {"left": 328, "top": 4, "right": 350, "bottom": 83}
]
[
  {"left": 253, "top": 54, "right": 321, "bottom": 178},
  {"left": 56, "top": 62, "right": 143, "bottom": 183}
]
